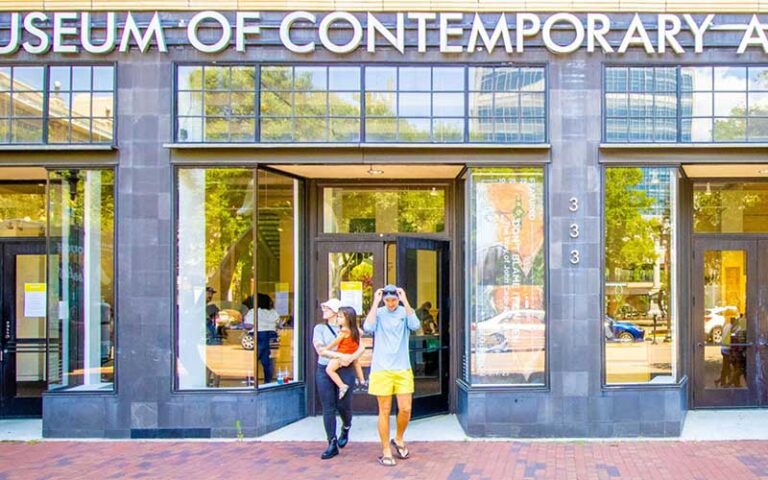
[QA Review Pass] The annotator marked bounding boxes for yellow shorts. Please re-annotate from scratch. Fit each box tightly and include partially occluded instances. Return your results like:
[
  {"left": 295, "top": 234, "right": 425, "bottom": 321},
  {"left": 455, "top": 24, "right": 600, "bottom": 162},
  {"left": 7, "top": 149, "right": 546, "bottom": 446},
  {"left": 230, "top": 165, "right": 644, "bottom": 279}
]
[{"left": 367, "top": 369, "right": 414, "bottom": 396}]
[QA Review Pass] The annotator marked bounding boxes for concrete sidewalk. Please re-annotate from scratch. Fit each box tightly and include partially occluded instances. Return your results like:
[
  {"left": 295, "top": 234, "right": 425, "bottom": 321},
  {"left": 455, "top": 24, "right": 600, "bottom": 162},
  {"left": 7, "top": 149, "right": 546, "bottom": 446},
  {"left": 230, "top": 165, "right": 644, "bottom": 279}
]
[{"left": 4, "top": 409, "right": 768, "bottom": 442}]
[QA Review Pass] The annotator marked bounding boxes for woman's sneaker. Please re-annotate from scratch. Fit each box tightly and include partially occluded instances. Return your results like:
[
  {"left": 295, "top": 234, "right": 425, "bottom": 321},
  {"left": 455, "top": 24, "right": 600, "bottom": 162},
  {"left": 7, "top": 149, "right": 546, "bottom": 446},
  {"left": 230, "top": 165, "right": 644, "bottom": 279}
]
[{"left": 338, "top": 384, "right": 349, "bottom": 399}]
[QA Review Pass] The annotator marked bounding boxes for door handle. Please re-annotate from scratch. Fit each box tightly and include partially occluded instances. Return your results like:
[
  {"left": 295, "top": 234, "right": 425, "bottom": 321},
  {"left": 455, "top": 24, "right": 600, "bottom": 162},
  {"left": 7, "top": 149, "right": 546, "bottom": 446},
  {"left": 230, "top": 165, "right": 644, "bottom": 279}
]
[{"left": 697, "top": 342, "right": 704, "bottom": 348}]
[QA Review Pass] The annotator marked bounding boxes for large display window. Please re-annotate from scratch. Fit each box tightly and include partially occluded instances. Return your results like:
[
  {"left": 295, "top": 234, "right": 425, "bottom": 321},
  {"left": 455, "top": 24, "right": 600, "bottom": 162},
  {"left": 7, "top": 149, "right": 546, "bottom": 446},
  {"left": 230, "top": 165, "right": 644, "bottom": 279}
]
[
  {"left": 175, "top": 168, "right": 301, "bottom": 390},
  {"left": 603, "top": 167, "right": 678, "bottom": 384},
  {"left": 466, "top": 167, "right": 546, "bottom": 385}
]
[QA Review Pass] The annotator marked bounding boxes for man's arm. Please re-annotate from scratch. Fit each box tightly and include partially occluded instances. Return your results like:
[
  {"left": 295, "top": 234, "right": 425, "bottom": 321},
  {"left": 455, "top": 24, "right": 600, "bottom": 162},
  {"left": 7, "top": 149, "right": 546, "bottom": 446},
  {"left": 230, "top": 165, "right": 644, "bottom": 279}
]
[{"left": 363, "top": 288, "right": 384, "bottom": 333}]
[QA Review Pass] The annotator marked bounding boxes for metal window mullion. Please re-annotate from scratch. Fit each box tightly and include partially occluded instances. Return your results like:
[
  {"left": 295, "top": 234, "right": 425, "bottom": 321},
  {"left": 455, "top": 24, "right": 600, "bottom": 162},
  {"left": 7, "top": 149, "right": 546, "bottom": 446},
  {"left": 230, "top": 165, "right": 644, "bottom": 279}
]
[
  {"left": 360, "top": 66, "right": 366, "bottom": 143},
  {"left": 325, "top": 67, "right": 330, "bottom": 142},
  {"left": 255, "top": 65, "right": 261, "bottom": 142},
  {"left": 464, "top": 66, "right": 469, "bottom": 143},
  {"left": 42, "top": 66, "right": 50, "bottom": 144},
  {"left": 676, "top": 66, "right": 682, "bottom": 143}
]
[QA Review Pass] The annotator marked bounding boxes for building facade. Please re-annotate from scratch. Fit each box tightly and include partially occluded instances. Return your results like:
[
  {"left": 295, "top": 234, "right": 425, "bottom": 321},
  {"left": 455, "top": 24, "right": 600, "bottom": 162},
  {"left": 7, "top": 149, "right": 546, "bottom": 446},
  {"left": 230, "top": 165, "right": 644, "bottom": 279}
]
[{"left": 0, "top": 3, "right": 765, "bottom": 438}]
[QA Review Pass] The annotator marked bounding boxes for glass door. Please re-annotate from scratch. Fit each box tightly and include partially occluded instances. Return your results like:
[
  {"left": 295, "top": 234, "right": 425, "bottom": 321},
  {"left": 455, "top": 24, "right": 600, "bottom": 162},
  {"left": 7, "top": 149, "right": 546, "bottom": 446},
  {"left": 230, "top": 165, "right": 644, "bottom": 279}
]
[
  {"left": 316, "top": 241, "right": 384, "bottom": 414},
  {"left": 0, "top": 241, "right": 47, "bottom": 417},
  {"left": 396, "top": 237, "right": 450, "bottom": 418},
  {"left": 693, "top": 238, "right": 760, "bottom": 407}
]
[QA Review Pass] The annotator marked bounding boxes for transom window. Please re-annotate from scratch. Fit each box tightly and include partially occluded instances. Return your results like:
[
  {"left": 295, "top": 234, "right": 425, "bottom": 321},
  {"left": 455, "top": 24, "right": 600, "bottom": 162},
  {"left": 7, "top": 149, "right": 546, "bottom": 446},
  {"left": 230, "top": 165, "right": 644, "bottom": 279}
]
[
  {"left": 175, "top": 64, "right": 547, "bottom": 145},
  {"left": 605, "top": 65, "right": 768, "bottom": 143}
]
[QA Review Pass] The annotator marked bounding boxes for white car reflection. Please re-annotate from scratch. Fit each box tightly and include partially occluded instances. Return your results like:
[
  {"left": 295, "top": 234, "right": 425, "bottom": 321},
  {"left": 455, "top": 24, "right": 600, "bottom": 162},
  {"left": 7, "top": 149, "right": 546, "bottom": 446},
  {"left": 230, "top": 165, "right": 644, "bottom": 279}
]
[{"left": 471, "top": 309, "right": 546, "bottom": 353}]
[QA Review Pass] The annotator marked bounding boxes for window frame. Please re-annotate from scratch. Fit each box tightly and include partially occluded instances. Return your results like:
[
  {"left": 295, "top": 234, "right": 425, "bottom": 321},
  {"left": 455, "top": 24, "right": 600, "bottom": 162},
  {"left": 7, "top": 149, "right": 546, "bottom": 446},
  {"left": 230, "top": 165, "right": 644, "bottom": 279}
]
[
  {"left": 0, "top": 63, "right": 117, "bottom": 147},
  {"left": 462, "top": 165, "right": 550, "bottom": 390},
  {"left": 600, "top": 164, "right": 682, "bottom": 388},
  {"left": 173, "top": 62, "right": 549, "bottom": 146},
  {"left": 603, "top": 63, "right": 768, "bottom": 144},
  {"left": 171, "top": 165, "right": 304, "bottom": 393}
]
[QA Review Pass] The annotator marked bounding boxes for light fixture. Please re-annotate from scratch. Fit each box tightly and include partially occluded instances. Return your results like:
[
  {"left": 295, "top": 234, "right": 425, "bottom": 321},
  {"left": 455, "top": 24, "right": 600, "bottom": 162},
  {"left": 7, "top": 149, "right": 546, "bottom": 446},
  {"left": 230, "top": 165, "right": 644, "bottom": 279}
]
[
  {"left": 758, "top": 169, "right": 768, "bottom": 174},
  {"left": 367, "top": 166, "right": 384, "bottom": 175},
  {"left": 705, "top": 182, "right": 712, "bottom": 195},
  {"left": 430, "top": 187, "right": 439, "bottom": 196}
]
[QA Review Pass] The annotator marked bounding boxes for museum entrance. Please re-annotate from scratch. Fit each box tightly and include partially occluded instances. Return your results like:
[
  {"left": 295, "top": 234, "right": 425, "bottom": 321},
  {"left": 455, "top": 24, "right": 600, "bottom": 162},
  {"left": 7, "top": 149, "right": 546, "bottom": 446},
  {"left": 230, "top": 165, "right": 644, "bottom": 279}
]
[
  {"left": 690, "top": 178, "right": 768, "bottom": 408},
  {"left": 316, "top": 238, "right": 450, "bottom": 417},
  {"left": 297, "top": 172, "right": 457, "bottom": 419}
]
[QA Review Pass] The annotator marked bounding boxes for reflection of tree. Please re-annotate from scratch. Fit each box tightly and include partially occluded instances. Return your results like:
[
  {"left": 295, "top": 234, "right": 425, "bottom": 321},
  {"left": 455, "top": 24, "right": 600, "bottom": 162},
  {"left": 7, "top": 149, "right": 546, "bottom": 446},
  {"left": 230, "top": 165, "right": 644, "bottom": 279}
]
[{"left": 605, "top": 168, "right": 659, "bottom": 315}]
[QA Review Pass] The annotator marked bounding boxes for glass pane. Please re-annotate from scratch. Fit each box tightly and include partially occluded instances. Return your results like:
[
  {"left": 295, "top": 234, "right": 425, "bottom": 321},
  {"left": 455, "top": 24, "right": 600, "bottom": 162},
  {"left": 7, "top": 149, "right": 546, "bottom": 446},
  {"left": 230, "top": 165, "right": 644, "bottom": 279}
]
[
  {"left": 329, "top": 67, "right": 360, "bottom": 91},
  {"left": 468, "top": 168, "right": 546, "bottom": 385},
  {"left": 681, "top": 66, "right": 712, "bottom": 91},
  {"left": 13, "top": 67, "right": 44, "bottom": 91},
  {"left": 629, "top": 67, "right": 654, "bottom": 92},
  {"left": 11, "top": 119, "right": 43, "bottom": 143},
  {"left": 294, "top": 92, "right": 327, "bottom": 116},
  {"left": 47, "top": 170, "right": 115, "bottom": 391},
  {"left": 177, "top": 117, "right": 203, "bottom": 142},
  {"left": 93, "top": 66, "right": 114, "bottom": 91},
  {"left": 329, "top": 118, "right": 360, "bottom": 142},
  {"left": 256, "top": 171, "right": 300, "bottom": 387},
  {"left": 681, "top": 118, "right": 713, "bottom": 142},
  {"left": 433, "top": 118, "right": 464, "bottom": 142},
  {"left": 748, "top": 67, "right": 768, "bottom": 91},
  {"left": 16, "top": 254, "right": 47, "bottom": 399},
  {"left": 178, "top": 66, "right": 202, "bottom": 90},
  {"left": 748, "top": 92, "right": 768, "bottom": 116},
  {"left": 404, "top": 248, "right": 441, "bottom": 398},
  {"left": 0, "top": 183, "right": 46, "bottom": 235},
  {"left": 520, "top": 93, "right": 545, "bottom": 117},
  {"left": 520, "top": 68, "right": 545, "bottom": 92},
  {"left": 260, "top": 66, "right": 292, "bottom": 90},
  {"left": 323, "top": 187, "right": 445, "bottom": 234},
  {"left": 714, "top": 67, "right": 747, "bottom": 91},
  {"left": 605, "top": 93, "right": 628, "bottom": 117},
  {"left": 328, "top": 252, "right": 375, "bottom": 374},
  {"left": 230, "top": 66, "right": 255, "bottom": 91},
  {"left": 681, "top": 92, "right": 713, "bottom": 117},
  {"left": 694, "top": 182, "right": 768, "bottom": 233},
  {"left": 605, "top": 118, "right": 628, "bottom": 142},
  {"left": 654, "top": 94, "right": 676, "bottom": 117},
  {"left": 72, "top": 66, "right": 91, "bottom": 91},
  {"left": 91, "top": 92, "right": 113, "bottom": 118},
  {"left": 294, "top": 66, "right": 327, "bottom": 91},
  {"left": 468, "top": 67, "right": 494, "bottom": 91},
  {"left": 178, "top": 92, "right": 203, "bottom": 117},
  {"left": 606, "top": 68, "right": 629, "bottom": 92},
  {"left": 654, "top": 68, "right": 677, "bottom": 92},
  {"left": 365, "top": 92, "right": 396, "bottom": 116},
  {"left": 747, "top": 118, "right": 768, "bottom": 141},
  {"left": 295, "top": 117, "right": 327, "bottom": 142},
  {"left": 260, "top": 118, "right": 293, "bottom": 142},
  {"left": 604, "top": 167, "right": 677, "bottom": 384},
  {"left": 398, "top": 93, "right": 430, "bottom": 117},
  {"left": 365, "top": 67, "right": 396, "bottom": 91},
  {"left": 702, "top": 250, "right": 748, "bottom": 389},
  {"left": 0, "top": 67, "right": 11, "bottom": 91},
  {"left": 714, "top": 117, "right": 746, "bottom": 142},
  {"left": 49, "top": 67, "right": 71, "bottom": 92},
  {"left": 433, "top": 67, "right": 464, "bottom": 91},
  {"left": 398, "top": 117, "right": 430, "bottom": 141},
  {"left": 364, "top": 118, "right": 397, "bottom": 142},
  {"left": 399, "top": 67, "right": 431, "bottom": 91},
  {"left": 329, "top": 92, "right": 360, "bottom": 116},
  {"left": 204, "top": 66, "right": 230, "bottom": 90},
  {"left": 91, "top": 117, "right": 113, "bottom": 143},
  {"left": 432, "top": 92, "right": 464, "bottom": 117},
  {"left": 714, "top": 92, "right": 747, "bottom": 117},
  {"left": 176, "top": 168, "right": 255, "bottom": 389},
  {"left": 260, "top": 91, "right": 292, "bottom": 117},
  {"left": 204, "top": 117, "right": 229, "bottom": 142},
  {"left": 48, "top": 93, "right": 71, "bottom": 118}
]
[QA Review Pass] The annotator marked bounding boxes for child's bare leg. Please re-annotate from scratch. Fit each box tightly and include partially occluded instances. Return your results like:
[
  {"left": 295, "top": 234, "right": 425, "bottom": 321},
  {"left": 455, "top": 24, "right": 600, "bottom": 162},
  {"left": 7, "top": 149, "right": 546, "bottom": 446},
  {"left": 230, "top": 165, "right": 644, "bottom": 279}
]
[
  {"left": 353, "top": 360, "right": 365, "bottom": 384},
  {"left": 325, "top": 360, "right": 346, "bottom": 388}
]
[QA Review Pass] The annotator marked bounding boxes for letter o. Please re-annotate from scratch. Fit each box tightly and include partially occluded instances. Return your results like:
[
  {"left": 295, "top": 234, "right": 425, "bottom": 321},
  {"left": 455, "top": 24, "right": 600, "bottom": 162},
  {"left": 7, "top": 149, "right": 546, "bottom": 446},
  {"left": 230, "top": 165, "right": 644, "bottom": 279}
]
[
  {"left": 543, "top": 13, "right": 585, "bottom": 54},
  {"left": 318, "top": 12, "right": 363, "bottom": 54},
  {"left": 188, "top": 11, "right": 232, "bottom": 53}
]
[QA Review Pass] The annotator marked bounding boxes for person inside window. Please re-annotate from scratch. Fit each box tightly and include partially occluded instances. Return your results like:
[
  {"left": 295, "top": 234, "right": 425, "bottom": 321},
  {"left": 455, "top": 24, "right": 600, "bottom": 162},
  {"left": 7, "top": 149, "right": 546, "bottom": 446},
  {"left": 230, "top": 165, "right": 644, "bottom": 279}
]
[{"left": 244, "top": 293, "right": 280, "bottom": 384}]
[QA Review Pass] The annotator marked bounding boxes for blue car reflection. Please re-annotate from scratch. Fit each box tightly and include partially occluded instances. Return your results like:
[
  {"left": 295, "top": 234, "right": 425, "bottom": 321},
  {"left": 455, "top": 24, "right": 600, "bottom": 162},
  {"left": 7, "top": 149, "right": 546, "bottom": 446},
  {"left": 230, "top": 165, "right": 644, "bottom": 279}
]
[{"left": 604, "top": 316, "right": 645, "bottom": 343}]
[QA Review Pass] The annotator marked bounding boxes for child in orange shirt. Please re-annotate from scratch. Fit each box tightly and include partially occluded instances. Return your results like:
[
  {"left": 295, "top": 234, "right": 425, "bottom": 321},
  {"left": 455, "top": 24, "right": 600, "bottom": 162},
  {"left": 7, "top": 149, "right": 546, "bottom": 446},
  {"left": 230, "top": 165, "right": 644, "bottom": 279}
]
[{"left": 325, "top": 307, "right": 366, "bottom": 399}]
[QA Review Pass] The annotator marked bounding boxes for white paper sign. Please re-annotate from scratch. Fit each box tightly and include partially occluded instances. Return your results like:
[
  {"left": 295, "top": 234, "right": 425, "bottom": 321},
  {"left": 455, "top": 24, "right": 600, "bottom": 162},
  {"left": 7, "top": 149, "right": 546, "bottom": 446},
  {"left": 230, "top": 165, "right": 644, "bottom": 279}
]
[
  {"left": 275, "top": 282, "right": 290, "bottom": 316},
  {"left": 340, "top": 281, "right": 363, "bottom": 315},
  {"left": 24, "top": 283, "right": 46, "bottom": 317}
]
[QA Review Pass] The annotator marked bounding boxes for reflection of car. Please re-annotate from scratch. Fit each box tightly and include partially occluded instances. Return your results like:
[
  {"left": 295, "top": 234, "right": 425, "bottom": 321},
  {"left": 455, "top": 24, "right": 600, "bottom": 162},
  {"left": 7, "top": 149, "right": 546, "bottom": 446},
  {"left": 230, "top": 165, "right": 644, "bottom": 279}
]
[
  {"left": 604, "top": 316, "right": 645, "bottom": 342},
  {"left": 705, "top": 306, "right": 738, "bottom": 343},
  {"left": 471, "top": 309, "right": 546, "bottom": 353}
]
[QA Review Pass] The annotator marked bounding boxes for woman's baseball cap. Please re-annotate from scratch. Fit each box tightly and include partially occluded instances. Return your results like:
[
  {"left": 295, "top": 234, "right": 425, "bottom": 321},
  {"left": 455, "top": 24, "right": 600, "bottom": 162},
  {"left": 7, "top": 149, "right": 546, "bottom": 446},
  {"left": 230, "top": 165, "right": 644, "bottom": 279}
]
[{"left": 320, "top": 298, "right": 342, "bottom": 313}]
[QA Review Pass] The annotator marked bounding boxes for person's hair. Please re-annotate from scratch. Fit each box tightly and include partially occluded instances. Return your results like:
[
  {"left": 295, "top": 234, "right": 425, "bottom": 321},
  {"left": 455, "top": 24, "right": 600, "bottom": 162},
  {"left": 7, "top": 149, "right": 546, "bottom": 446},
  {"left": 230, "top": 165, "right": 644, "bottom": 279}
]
[
  {"left": 338, "top": 306, "right": 360, "bottom": 345},
  {"left": 242, "top": 295, "right": 254, "bottom": 310},
  {"left": 257, "top": 293, "right": 273, "bottom": 310}
]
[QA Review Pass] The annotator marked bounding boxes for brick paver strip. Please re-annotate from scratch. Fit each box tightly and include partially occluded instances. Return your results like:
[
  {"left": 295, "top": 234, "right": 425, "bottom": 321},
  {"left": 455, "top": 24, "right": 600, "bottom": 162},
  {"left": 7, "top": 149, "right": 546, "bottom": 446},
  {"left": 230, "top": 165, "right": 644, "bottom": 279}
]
[{"left": 0, "top": 440, "right": 767, "bottom": 479}]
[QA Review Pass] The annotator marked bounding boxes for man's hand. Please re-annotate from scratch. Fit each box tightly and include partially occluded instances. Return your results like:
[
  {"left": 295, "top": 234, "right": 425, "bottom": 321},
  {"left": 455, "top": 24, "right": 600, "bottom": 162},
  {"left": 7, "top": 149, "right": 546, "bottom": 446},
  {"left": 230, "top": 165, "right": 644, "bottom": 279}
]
[
  {"left": 396, "top": 287, "right": 410, "bottom": 307},
  {"left": 373, "top": 288, "right": 384, "bottom": 305},
  {"left": 339, "top": 354, "right": 353, "bottom": 367}
]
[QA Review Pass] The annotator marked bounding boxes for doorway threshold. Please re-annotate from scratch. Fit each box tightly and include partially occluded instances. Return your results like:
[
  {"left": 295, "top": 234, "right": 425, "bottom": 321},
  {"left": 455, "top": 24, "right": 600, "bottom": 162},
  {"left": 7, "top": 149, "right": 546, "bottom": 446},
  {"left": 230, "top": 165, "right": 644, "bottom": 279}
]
[
  {"left": 255, "top": 414, "right": 467, "bottom": 442},
  {"left": 0, "top": 419, "right": 42, "bottom": 441},
  {"left": 681, "top": 409, "right": 768, "bottom": 440}
]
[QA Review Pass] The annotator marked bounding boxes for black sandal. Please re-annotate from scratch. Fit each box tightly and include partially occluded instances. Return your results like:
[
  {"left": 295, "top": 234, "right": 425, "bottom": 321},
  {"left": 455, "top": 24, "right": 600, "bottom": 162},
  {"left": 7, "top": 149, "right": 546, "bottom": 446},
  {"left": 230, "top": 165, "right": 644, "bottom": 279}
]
[
  {"left": 390, "top": 439, "right": 410, "bottom": 459},
  {"left": 377, "top": 455, "right": 396, "bottom": 467}
]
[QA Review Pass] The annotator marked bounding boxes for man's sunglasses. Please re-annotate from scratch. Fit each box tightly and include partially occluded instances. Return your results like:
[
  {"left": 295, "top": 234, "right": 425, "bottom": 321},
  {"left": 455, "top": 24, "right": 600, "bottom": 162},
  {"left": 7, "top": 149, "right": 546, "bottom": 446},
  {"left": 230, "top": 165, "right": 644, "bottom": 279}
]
[{"left": 383, "top": 289, "right": 398, "bottom": 296}]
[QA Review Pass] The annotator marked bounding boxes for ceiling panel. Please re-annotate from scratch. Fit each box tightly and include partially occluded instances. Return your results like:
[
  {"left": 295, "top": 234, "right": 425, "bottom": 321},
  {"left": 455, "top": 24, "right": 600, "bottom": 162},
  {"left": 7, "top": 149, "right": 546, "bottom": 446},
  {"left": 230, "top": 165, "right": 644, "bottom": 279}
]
[{"left": 267, "top": 164, "right": 464, "bottom": 179}]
